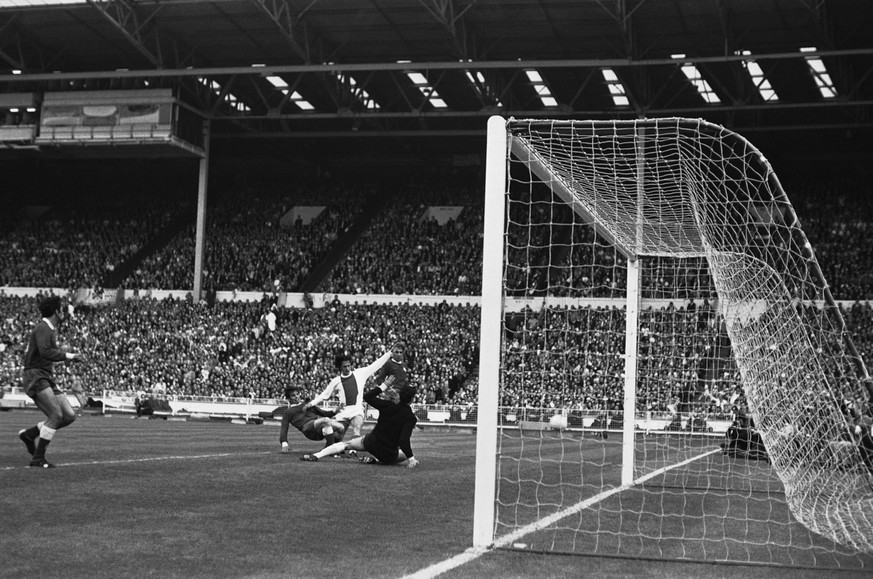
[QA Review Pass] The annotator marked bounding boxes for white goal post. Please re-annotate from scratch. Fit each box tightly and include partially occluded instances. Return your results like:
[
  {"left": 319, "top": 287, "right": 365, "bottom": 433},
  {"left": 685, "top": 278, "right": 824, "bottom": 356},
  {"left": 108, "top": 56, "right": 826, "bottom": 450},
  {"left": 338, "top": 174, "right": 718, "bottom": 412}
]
[{"left": 474, "top": 116, "right": 873, "bottom": 568}]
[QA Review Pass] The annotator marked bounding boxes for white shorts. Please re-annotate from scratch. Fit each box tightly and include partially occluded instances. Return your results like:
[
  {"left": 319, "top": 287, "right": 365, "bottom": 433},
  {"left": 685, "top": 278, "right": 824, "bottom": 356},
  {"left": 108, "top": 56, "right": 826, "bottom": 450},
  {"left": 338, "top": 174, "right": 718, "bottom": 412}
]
[{"left": 334, "top": 406, "right": 364, "bottom": 422}]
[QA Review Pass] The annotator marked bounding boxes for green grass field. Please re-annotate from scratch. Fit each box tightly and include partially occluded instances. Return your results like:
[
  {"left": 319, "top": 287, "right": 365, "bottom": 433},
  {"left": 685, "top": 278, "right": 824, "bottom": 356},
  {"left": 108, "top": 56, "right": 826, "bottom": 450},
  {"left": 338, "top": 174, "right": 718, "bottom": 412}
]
[{"left": 1, "top": 412, "right": 870, "bottom": 579}]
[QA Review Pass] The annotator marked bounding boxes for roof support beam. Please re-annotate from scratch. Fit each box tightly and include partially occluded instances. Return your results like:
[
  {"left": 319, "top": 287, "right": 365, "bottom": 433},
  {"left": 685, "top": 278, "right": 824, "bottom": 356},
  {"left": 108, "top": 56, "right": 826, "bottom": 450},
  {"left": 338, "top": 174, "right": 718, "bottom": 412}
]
[
  {"left": 417, "top": 0, "right": 477, "bottom": 59},
  {"left": 5, "top": 48, "right": 872, "bottom": 82},
  {"left": 0, "top": 14, "right": 25, "bottom": 70},
  {"left": 247, "top": 0, "right": 349, "bottom": 112},
  {"left": 85, "top": 0, "right": 163, "bottom": 68},
  {"left": 248, "top": 0, "right": 312, "bottom": 63},
  {"left": 0, "top": 14, "right": 64, "bottom": 73}
]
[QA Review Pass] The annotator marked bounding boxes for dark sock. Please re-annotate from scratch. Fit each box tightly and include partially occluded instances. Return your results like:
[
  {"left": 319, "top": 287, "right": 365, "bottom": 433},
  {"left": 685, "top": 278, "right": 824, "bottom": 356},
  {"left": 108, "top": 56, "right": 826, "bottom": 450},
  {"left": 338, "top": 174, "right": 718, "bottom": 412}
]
[
  {"left": 34, "top": 438, "right": 51, "bottom": 460},
  {"left": 23, "top": 426, "right": 39, "bottom": 440},
  {"left": 324, "top": 433, "right": 337, "bottom": 446}
]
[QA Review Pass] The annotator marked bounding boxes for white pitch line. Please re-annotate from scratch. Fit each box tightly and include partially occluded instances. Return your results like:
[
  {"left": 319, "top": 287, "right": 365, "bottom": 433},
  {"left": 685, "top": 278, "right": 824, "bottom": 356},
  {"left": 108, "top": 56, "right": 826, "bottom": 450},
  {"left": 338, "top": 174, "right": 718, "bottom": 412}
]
[
  {"left": 1, "top": 451, "right": 273, "bottom": 471},
  {"left": 403, "top": 448, "right": 720, "bottom": 579}
]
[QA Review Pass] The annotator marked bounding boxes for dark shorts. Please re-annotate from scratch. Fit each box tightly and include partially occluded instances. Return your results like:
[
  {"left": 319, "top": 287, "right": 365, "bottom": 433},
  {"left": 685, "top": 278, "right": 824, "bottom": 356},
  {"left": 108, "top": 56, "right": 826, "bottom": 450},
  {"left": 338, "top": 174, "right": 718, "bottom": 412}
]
[
  {"left": 301, "top": 419, "right": 348, "bottom": 441},
  {"left": 363, "top": 433, "right": 400, "bottom": 465},
  {"left": 300, "top": 421, "right": 323, "bottom": 441},
  {"left": 23, "top": 368, "right": 60, "bottom": 399}
]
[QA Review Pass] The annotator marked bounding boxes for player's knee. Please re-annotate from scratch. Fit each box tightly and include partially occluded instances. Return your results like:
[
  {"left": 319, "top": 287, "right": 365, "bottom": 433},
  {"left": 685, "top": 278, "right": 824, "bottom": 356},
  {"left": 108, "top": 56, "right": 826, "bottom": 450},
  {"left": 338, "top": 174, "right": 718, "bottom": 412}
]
[
  {"left": 43, "top": 408, "right": 65, "bottom": 424},
  {"left": 58, "top": 413, "right": 77, "bottom": 428},
  {"left": 59, "top": 404, "right": 78, "bottom": 426}
]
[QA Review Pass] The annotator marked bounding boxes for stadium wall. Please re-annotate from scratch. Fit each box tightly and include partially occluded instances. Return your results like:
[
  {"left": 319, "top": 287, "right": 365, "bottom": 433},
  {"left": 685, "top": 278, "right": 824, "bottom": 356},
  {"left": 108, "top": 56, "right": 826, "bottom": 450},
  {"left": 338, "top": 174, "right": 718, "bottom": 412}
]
[
  {"left": 0, "top": 389, "right": 732, "bottom": 433},
  {"left": 3, "top": 287, "right": 868, "bottom": 312}
]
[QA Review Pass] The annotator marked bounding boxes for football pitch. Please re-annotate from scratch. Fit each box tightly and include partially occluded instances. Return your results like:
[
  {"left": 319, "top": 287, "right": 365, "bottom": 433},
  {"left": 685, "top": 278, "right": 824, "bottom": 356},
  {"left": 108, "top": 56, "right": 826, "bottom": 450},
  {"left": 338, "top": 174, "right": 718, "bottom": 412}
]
[{"left": 1, "top": 412, "right": 869, "bottom": 579}]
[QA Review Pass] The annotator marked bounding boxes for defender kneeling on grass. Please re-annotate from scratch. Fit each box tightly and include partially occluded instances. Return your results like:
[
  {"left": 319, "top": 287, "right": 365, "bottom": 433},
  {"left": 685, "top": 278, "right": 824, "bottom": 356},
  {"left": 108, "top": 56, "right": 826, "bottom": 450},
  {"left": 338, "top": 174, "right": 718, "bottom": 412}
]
[{"left": 301, "top": 376, "right": 419, "bottom": 468}]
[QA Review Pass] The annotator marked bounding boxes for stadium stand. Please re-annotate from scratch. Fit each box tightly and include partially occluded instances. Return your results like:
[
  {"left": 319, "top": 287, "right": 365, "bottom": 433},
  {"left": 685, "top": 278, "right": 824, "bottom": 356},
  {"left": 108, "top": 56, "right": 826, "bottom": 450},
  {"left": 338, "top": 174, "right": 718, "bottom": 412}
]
[{"left": 0, "top": 168, "right": 872, "bottom": 414}]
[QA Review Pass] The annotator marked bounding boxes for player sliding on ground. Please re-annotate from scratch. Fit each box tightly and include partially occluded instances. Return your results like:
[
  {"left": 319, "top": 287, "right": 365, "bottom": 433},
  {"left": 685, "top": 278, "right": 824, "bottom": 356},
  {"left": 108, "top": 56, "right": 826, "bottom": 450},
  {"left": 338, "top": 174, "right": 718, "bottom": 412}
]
[
  {"left": 301, "top": 376, "right": 419, "bottom": 468},
  {"left": 278, "top": 386, "right": 349, "bottom": 453}
]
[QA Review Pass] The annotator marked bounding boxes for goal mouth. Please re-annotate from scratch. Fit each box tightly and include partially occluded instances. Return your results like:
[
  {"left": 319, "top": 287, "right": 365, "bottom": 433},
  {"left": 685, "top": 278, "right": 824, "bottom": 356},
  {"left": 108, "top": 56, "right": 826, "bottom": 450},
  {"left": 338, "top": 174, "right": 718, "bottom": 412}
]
[{"left": 474, "top": 116, "right": 873, "bottom": 568}]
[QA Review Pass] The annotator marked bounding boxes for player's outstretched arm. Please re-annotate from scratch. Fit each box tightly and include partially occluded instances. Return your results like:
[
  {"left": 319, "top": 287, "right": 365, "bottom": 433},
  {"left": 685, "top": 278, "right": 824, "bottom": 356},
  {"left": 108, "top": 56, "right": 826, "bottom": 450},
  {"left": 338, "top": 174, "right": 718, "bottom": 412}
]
[
  {"left": 306, "top": 379, "right": 338, "bottom": 409},
  {"left": 359, "top": 349, "right": 394, "bottom": 380}
]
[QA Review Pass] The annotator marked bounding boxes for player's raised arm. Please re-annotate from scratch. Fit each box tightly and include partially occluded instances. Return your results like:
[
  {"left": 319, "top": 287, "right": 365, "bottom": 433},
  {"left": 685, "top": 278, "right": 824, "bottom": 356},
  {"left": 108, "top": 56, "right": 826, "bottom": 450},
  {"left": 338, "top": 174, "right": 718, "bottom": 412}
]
[{"left": 357, "top": 348, "right": 393, "bottom": 380}]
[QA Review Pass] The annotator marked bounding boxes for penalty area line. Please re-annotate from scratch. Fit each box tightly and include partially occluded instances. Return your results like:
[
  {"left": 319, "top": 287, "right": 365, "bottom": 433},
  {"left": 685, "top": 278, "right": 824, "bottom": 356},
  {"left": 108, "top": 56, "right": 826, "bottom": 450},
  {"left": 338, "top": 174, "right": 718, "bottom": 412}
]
[
  {"left": 1, "top": 451, "right": 273, "bottom": 470},
  {"left": 403, "top": 448, "right": 720, "bottom": 579}
]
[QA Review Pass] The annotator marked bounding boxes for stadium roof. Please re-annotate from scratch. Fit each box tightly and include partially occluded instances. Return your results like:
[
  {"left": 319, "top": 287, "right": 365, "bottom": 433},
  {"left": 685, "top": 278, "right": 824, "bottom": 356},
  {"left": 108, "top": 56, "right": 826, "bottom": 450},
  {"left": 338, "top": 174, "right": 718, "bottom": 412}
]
[{"left": 1, "top": 0, "right": 872, "bottom": 159}]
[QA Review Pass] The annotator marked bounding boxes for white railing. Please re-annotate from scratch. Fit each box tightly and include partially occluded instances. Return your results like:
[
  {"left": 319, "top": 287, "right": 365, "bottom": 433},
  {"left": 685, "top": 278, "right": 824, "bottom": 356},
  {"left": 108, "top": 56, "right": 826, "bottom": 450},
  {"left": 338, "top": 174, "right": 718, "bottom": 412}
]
[{"left": 0, "top": 386, "right": 732, "bottom": 432}]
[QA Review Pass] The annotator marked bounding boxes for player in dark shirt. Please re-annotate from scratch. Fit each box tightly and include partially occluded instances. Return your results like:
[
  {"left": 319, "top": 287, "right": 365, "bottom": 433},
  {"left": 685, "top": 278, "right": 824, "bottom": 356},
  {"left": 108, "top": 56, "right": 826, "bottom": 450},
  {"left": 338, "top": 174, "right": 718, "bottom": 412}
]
[
  {"left": 18, "top": 295, "right": 87, "bottom": 468},
  {"left": 375, "top": 340, "right": 411, "bottom": 390},
  {"left": 300, "top": 376, "right": 419, "bottom": 468},
  {"left": 279, "top": 387, "right": 348, "bottom": 453},
  {"left": 721, "top": 401, "right": 767, "bottom": 461}
]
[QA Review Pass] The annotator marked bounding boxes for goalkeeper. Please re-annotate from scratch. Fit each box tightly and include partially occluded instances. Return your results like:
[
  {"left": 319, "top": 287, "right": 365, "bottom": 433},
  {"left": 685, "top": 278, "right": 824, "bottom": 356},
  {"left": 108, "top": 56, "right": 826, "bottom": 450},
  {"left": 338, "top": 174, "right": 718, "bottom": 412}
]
[
  {"left": 278, "top": 386, "right": 348, "bottom": 453},
  {"left": 300, "top": 376, "right": 419, "bottom": 468}
]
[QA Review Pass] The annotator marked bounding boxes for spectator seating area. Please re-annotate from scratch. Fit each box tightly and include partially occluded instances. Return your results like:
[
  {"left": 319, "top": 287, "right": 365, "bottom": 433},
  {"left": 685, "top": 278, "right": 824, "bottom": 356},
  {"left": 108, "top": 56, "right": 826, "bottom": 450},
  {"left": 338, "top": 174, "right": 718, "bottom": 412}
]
[
  {"left": 122, "top": 181, "right": 368, "bottom": 293},
  {"left": 0, "top": 293, "right": 480, "bottom": 405},
  {"left": 0, "top": 168, "right": 871, "bottom": 299},
  {"left": 0, "top": 187, "right": 186, "bottom": 291},
  {"left": 322, "top": 176, "right": 483, "bottom": 295},
  {"left": 2, "top": 291, "right": 872, "bottom": 414},
  {"left": 1, "top": 166, "right": 872, "bottom": 412}
]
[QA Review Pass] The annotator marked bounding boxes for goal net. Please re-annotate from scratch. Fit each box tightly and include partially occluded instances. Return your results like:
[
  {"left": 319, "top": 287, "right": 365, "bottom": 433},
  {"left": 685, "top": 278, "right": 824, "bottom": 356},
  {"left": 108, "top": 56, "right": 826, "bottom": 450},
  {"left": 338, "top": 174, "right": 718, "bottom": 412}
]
[{"left": 473, "top": 116, "right": 873, "bottom": 569}]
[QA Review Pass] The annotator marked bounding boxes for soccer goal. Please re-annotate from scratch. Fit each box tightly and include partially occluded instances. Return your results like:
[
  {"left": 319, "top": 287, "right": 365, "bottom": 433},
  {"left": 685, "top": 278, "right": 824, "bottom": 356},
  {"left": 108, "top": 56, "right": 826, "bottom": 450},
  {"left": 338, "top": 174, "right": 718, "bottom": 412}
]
[{"left": 473, "top": 116, "right": 873, "bottom": 570}]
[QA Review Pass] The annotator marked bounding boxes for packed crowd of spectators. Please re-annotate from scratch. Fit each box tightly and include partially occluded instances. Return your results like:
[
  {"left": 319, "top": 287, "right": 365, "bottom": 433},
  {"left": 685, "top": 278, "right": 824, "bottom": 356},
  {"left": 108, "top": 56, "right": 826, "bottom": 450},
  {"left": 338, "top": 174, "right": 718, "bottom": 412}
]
[
  {"left": 0, "top": 188, "right": 186, "bottom": 291},
  {"left": 1, "top": 165, "right": 873, "bottom": 416},
  {"left": 503, "top": 171, "right": 873, "bottom": 302},
  {"left": 121, "top": 181, "right": 367, "bottom": 292},
  {"left": 787, "top": 173, "right": 873, "bottom": 300},
  {"left": 0, "top": 293, "right": 482, "bottom": 406},
  {"left": 499, "top": 299, "right": 735, "bottom": 414},
  {"left": 0, "top": 168, "right": 871, "bottom": 300},
  {"left": 4, "top": 289, "right": 873, "bottom": 416},
  {"left": 320, "top": 171, "right": 484, "bottom": 295}
]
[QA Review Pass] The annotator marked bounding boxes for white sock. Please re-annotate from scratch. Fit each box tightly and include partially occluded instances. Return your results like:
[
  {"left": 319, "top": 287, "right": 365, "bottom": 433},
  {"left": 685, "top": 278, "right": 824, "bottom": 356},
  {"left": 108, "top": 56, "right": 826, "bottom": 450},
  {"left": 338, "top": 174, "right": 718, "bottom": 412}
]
[
  {"left": 315, "top": 441, "right": 346, "bottom": 458},
  {"left": 39, "top": 424, "right": 56, "bottom": 441}
]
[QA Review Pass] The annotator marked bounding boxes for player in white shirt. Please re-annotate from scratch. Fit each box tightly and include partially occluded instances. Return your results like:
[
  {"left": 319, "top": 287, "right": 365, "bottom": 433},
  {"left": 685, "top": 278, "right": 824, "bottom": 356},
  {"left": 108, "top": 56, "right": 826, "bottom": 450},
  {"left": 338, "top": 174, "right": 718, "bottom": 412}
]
[{"left": 304, "top": 345, "right": 396, "bottom": 441}]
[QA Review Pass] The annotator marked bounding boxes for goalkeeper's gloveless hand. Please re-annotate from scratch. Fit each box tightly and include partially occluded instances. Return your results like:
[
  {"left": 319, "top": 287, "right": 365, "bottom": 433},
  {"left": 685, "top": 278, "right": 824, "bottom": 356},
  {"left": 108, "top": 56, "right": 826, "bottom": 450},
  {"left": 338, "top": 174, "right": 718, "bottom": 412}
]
[{"left": 407, "top": 457, "right": 419, "bottom": 469}]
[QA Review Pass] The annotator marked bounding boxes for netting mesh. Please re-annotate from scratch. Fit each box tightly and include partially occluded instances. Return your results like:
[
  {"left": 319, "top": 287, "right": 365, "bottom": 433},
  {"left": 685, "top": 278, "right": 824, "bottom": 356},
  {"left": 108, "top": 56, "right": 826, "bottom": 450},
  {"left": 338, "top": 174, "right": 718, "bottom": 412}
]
[{"left": 493, "top": 117, "right": 873, "bottom": 566}]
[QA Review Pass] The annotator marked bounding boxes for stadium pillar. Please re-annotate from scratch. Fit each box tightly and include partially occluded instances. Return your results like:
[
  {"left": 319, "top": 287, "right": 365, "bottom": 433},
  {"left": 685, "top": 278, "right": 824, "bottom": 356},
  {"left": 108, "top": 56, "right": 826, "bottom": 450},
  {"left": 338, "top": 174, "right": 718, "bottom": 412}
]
[{"left": 192, "top": 120, "right": 210, "bottom": 303}]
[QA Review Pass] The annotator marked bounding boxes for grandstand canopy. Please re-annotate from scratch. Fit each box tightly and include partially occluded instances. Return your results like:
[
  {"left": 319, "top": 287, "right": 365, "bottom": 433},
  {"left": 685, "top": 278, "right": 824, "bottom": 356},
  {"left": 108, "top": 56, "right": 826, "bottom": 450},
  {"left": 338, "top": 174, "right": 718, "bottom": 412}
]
[{"left": 1, "top": 0, "right": 872, "bottom": 162}]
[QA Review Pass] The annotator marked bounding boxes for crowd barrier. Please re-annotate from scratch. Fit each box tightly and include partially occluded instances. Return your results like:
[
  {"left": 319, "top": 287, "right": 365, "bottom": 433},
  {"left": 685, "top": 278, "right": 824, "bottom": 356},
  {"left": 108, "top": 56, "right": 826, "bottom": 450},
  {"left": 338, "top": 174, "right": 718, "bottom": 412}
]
[{"left": 0, "top": 387, "right": 733, "bottom": 433}]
